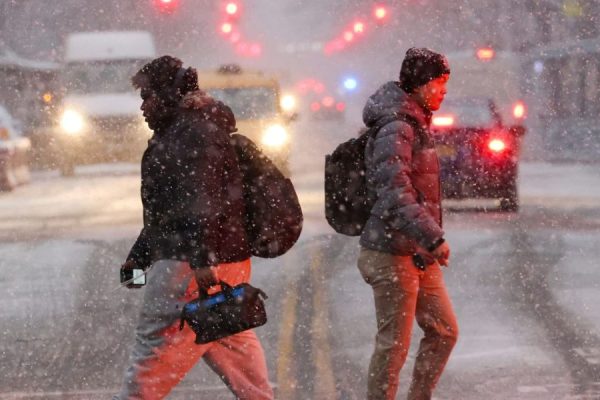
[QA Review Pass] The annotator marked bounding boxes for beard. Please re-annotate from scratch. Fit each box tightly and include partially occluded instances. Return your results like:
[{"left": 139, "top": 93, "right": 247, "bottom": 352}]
[{"left": 144, "top": 106, "right": 172, "bottom": 131}]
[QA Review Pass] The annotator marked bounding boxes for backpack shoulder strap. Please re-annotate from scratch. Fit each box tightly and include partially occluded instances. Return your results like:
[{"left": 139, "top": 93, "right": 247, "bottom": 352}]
[
  {"left": 365, "top": 113, "right": 421, "bottom": 140},
  {"left": 365, "top": 115, "right": 401, "bottom": 139},
  {"left": 365, "top": 114, "right": 430, "bottom": 153}
]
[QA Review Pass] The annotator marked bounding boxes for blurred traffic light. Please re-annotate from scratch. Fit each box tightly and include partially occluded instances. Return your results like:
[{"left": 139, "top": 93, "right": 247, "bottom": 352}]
[
  {"left": 154, "top": 0, "right": 179, "bottom": 14},
  {"left": 217, "top": 0, "right": 261, "bottom": 57},
  {"left": 221, "top": 22, "right": 233, "bottom": 34},
  {"left": 225, "top": 2, "right": 239, "bottom": 15},
  {"left": 325, "top": 4, "right": 393, "bottom": 55},
  {"left": 353, "top": 21, "right": 366, "bottom": 34},
  {"left": 343, "top": 77, "right": 358, "bottom": 91},
  {"left": 373, "top": 4, "right": 389, "bottom": 23}
]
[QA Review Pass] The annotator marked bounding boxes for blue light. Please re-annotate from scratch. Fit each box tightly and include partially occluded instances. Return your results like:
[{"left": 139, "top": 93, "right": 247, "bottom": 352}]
[{"left": 344, "top": 77, "right": 358, "bottom": 90}]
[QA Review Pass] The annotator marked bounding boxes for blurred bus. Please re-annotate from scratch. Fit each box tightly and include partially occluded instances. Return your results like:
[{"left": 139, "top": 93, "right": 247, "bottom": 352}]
[
  {"left": 197, "top": 64, "right": 297, "bottom": 176},
  {"left": 525, "top": 38, "right": 600, "bottom": 162}
]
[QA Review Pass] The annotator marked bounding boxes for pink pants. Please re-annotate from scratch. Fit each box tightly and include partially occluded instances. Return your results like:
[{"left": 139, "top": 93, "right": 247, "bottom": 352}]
[{"left": 115, "top": 259, "right": 274, "bottom": 400}]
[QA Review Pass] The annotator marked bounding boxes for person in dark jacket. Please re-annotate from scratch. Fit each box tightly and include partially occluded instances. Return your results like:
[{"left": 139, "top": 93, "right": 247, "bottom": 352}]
[
  {"left": 115, "top": 56, "right": 273, "bottom": 400},
  {"left": 357, "top": 48, "right": 458, "bottom": 400}
]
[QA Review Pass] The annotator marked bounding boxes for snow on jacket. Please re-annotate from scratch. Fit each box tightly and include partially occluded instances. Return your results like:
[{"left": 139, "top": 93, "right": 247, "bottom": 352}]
[
  {"left": 127, "top": 91, "right": 251, "bottom": 269},
  {"left": 360, "top": 81, "right": 444, "bottom": 256}
]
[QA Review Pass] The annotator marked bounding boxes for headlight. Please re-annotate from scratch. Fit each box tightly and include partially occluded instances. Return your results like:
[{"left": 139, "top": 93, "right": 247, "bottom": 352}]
[
  {"left": 60, "top": 109, "right": 86, "bottom": 135},
  {"left": 280, "top": 94, "right": 297, "bottom": 112},
  {"left": 262, "top": 124, "right": 288, "bottom": 148}
]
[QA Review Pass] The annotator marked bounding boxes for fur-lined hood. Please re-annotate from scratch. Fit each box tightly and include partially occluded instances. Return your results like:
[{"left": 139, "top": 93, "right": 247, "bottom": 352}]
[{"left": 180, "top": 90, "right": 237, "bottom": 133}]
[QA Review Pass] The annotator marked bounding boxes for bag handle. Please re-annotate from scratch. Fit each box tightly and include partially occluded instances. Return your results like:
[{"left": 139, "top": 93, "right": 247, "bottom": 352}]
[
  {"left": 198, "top": 280, "right": 234, "bottom": 299},
  {"left": 179, "top": 281, "right": 235, "bottom": 331},
  {"left": 199, "top": 281, "right": 269, "bottom": 301}
]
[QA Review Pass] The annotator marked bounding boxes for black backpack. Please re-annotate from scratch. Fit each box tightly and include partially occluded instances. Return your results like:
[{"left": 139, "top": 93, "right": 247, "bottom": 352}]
[
  {"left": 231, "top": 134, "right": 303, "bottom": 257},
  {"left": 324, "top": 114, "right": 418, "bottom": 236}
]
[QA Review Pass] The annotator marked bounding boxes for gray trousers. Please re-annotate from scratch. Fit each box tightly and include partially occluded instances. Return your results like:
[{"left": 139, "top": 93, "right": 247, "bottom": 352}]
[
  {"left": 357, "top": 248, "right": 458, "bottom": 400},
  {"left": 115, "top": 259, "right": 273, "bottom": 400}
]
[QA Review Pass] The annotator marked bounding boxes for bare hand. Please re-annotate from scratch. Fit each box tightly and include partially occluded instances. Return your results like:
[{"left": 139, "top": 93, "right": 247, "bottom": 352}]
[
  {"left": 432, "top": 241, "right": 450, "bottom": 267},
  {"left": 194, "top": 267, "right": 219, "bottom": 290}
]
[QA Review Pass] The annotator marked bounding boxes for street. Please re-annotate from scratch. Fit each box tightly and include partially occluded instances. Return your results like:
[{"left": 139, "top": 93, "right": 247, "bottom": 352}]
[{"left": 0, "top": 117, "right": 599, "bottom": 400}]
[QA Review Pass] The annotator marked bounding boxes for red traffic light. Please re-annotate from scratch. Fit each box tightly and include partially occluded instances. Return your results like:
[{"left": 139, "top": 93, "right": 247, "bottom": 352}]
[
  {"left": 225, "top": 2, "right": 239, "bottom": 15},
  {"left": 353, "top": 21, "right": 366, "bottom": 34},
  {"left": 374, "top": 5, "right": 388, "bottom": 21},
  {"left": 220, "top": 22, "right": 233, "bottom": 34}
]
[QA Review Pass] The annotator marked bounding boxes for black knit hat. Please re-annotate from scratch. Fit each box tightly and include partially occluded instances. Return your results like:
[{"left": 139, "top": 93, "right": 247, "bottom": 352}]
[
  {"left": 132, "top": 55, "right": 199, "bottom": 105},
  {"left": 399, "top": 48, "right": 450, "bottom": 93}
]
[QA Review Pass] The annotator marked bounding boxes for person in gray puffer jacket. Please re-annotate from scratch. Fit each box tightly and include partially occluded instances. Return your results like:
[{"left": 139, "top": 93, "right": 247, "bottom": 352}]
[{"left": 357, "top": 48, "right": 458, "bottom": 400}]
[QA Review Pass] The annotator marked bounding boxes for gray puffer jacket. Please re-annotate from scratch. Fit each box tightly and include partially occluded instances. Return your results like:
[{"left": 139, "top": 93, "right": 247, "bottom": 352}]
[{"left": 360, "top": 81, "right": 444, "bottom": 256}]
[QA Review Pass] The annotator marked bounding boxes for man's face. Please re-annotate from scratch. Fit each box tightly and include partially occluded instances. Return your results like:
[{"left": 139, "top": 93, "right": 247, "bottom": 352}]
[
  {"left": 414, "top": 73, "right": 449, "bottom": 111},
  {"left": 140, "top": 88, "right": 165, "bottom": 130}
]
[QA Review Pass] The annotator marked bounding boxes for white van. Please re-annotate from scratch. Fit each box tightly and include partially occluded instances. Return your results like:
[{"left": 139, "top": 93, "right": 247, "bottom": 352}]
[{"left": 54, "top": 31, "right": 156, "bottom": 175}]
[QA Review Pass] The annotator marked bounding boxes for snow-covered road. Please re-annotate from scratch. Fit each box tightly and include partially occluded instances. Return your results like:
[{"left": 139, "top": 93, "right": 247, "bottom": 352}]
[{"left": 0, "top": 143, "right": 599, "bottom": 398}]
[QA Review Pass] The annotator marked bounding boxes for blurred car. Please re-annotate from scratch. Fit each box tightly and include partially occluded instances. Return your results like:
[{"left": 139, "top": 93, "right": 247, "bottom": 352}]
[
  {"left": 432, "top": 97, "right": 526, "bottom": 211},
  {"left": 308, "top": 95, "right": 346, "bottom": 120},
  {"left": 0, "top": 105, "right": 31, "bottom": 191},
  {"left": 198, "top": 64, "right": 297, "bottom": 176}
]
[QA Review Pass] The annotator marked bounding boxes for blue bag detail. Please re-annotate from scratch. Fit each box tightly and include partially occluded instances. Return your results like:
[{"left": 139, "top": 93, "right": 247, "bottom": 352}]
[{"left": 179, "top": 282, "right": 267, "bottom": 344}]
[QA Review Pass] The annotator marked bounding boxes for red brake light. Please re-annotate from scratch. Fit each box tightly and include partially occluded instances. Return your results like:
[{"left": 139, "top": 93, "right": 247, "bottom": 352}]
[
  {"left": 488, "top": 138, "right": 506, "bottom": 153},
  {"left": 432, "top": 115, "right": 455, "bottom": 127},
  {"left": 155, "top": 0, "right": 178, "bottom": 13},
  {"left": 322, "top": 96, "right": 335, "bottom": 107},
  {"left": 513, "top": 101, "right": 526, "bottom": 119},
  {"left": 336, "top": 102, "right": 346, "bottom": 112},
  {"left": 343, "top": 31, "right": 355, "bottom": 42},
  {"left": 310, "top": 102, "right": 321, "bottom": 112},
  {"left": 476, "top": 47, "right": 495, "bottom": 61}
]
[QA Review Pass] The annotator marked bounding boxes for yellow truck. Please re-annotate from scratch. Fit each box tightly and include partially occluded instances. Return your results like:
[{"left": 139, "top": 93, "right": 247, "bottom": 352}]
[{"left": 197, "top": 64, "right": 297, "bottom": 176}]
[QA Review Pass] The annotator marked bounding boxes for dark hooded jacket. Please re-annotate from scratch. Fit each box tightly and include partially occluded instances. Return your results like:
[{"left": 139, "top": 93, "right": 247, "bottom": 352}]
[
  {"left": 360, "top": 81, "right": 444, "bottom": 256},
  {"left": 127, "top": 91, "right": 251, "bottom": 269}
]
